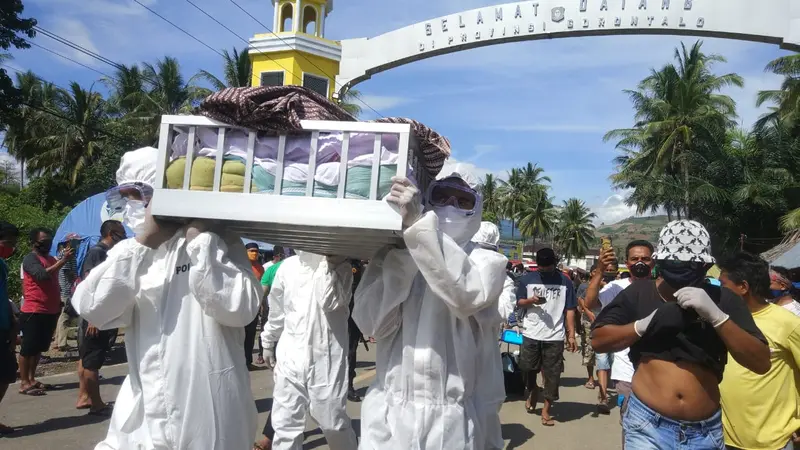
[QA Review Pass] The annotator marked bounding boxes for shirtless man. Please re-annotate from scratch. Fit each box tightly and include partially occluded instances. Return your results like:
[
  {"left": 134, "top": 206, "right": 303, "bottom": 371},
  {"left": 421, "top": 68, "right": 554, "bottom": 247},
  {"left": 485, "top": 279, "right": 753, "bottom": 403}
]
[{"left": 592, "top": 220, "right": 770, "bottom": 449}]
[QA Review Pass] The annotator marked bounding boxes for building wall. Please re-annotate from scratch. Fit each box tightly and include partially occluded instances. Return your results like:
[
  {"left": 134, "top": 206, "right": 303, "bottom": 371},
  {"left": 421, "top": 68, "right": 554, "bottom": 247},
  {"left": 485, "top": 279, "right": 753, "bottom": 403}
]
[{"left": 250, "top": 50, "right": 340, "bottom": 98}]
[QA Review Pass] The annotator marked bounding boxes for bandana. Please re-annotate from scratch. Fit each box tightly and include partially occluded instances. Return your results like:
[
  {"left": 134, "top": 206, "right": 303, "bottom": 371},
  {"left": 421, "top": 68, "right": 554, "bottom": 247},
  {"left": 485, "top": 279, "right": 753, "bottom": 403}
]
[
  {"left": 653, "top": 220, "right": 715, "bottom": 264},
  {"left": 770, "top": 270, "right": 791, "bottom": 288}
]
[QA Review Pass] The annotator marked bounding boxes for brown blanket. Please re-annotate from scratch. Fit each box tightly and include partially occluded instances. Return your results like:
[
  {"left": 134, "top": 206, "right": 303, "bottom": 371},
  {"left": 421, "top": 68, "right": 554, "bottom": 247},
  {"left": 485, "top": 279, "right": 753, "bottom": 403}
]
[{"left": 197, "top": 86, "right": 451, "bottom": 177}]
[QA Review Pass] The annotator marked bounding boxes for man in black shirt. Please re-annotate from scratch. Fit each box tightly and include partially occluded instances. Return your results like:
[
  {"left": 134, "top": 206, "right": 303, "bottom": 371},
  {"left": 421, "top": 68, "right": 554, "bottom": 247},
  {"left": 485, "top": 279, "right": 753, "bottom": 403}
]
[
  {"left": 592, "top": 220, "right": 769, "bottom": 449},
  {"left": 75, "top": 220, "right": 126, "bottom": 415}
]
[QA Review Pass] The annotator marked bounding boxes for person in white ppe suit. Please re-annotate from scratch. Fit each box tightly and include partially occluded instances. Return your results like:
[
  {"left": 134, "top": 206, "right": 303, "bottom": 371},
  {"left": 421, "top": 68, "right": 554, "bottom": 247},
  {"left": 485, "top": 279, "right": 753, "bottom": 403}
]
[
  {"left": 470, "top": 221, "right": 517, "bottom": 450},
  {"left": 354, "top": 170, "right": 508, "bottom": 449},
  {"left": 261, "top": 251, "right": 358, "bottom": 450},
  {"left": 72, "top": 147, "right": 261, "bottom": 450}
]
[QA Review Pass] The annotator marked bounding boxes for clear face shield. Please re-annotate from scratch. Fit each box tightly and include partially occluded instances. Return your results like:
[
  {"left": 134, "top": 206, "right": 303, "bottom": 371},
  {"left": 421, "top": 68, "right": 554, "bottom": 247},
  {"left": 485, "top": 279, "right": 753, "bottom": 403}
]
[
  {"left": 426, "top": 179, "right": 479, "bottom": 215},
  {"left": 106, "top": 182, "right": 154, "bottom": 235}
]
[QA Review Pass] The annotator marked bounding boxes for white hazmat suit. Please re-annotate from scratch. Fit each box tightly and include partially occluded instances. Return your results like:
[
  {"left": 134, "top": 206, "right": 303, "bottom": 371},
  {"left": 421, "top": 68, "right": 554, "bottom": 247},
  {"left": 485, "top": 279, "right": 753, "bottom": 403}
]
[
  {"left": 72, "top": 147, "right": 261, "bottom": 450},
  {"left": 261, "top": 252, "right": 358, "bottom": 450},
  {"left": 354, "top": 172, "right": 508, "bottom": 449},
  {"left": 470, "top": 222, "right": 517, "bottom": 450}
]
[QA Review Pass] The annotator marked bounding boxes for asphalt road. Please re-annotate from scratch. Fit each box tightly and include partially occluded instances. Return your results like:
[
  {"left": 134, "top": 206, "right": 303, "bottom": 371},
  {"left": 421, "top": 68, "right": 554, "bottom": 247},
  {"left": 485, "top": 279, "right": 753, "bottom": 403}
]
[{"left": 1, "top": 345, "right": 622, "bottom": 449}]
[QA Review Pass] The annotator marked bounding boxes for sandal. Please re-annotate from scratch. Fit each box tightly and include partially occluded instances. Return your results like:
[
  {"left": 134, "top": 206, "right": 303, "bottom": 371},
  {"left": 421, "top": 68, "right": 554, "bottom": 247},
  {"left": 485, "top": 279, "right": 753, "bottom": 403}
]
[
  {"left": 541, "top": 417, "right": 555, "bottom": 427},
  {"left": 18, "top": 386, "right": 46, "bottom": 396},
  {"left": 584, "top": 380, "right": 596, "bottom": 390},
  {"left": 0, "top": 423, "right": 15, "bottom": 435},
  {"left": 88, "top": 404, "right": 113, "bottom": 417},
  {"left": 34, "top": 382, "right": 54, "bottom": 391},
  {"left": 253, "top": 444, "right": 267, "bottom": 450}
]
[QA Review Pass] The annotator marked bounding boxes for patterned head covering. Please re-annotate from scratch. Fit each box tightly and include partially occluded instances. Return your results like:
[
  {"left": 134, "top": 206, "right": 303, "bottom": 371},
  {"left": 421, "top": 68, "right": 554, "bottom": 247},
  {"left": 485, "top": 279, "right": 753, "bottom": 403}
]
[{"left": 653, "top": 220, "right": 715, "bottom": 264}]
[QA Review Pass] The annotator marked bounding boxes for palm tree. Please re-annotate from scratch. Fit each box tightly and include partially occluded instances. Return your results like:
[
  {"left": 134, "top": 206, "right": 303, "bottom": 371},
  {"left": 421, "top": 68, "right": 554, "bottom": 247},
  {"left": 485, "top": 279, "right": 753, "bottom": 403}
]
[
  {"left": 480, "top": 173, "right": 501, "bottom": 222},
  {"left": 28, "top": 82, "right": 108, "bottom": 186},
  {"left": 605, "top": 40, "right": 743, "bottom": 219},
  {"left": 193, "top": 47, "right": 252, "bottom": 90},
  {"left": 517, "top": 192, "right": 557, "bottom": 248},
  {"left": 3, "top": 70, "right": 44, "bottom": 186},
  {"left": 755, "top": 53, "right": 800, "bottom": 133},
  {"left": 556, "top": 198, "right": 597, "bottom": 264},
  {"left": 497, "top": 168, "right": 528, "bottom": 240},
  {"left": 337, "top": 86, "right": 363, "bottom": 117}
]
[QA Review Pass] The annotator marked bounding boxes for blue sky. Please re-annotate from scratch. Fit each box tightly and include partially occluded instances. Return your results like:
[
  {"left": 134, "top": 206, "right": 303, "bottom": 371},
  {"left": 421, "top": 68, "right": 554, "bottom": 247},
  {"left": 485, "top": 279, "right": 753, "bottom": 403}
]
[{"left": 1, "top": 0, "right": 793, "bottom": 224}]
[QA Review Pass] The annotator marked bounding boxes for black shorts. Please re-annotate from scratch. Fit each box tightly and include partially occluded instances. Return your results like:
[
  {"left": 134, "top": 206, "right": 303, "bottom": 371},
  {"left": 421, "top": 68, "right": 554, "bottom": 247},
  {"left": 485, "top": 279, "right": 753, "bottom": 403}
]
[
  {"left": 19, "top": 312, "right": 59, "bottom": 357},
  {"left": 78, "top": 320, "right": 118, "bottom": 371},
  {"left": 0, "top": 329, "right": 17, "bottom": 384}
]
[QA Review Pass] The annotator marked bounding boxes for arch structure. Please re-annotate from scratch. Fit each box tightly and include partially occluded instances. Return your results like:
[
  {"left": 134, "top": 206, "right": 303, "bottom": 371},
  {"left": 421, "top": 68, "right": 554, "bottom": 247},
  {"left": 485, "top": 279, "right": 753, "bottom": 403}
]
[{"left": 334, "top": 0, "right": 800, "bottom": 96}]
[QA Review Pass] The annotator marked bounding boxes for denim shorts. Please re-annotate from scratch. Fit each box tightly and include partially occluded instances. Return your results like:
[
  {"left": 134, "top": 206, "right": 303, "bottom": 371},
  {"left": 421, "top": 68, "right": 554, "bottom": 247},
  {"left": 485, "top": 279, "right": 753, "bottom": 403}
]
[
  {"left": 623, "top": 392, "right": 724, "bottom": 449},
  {"left": 596, "top": 352, "right": 613, "bottom": 371}
]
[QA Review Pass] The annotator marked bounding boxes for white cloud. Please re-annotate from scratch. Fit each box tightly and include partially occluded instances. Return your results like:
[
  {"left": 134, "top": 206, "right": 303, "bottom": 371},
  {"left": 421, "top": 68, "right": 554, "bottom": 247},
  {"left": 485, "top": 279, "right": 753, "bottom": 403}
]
[
  {"left": 355, "top": 94, "right": 414, "bottom": 111},
  {"left": 592, "top": 193, "right": 638, "bottom": 225},
  {"left": 47, "top": 18, "right": 102, "bottom": 67},
  {"left": 440, "top": 157, "right": 505, "bottom": 185}
]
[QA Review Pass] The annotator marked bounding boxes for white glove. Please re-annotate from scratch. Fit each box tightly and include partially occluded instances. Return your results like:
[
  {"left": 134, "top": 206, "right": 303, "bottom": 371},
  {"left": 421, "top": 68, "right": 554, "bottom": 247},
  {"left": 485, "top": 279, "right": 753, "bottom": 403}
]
[
  {"left": 387, "top": 176, "right": 422, "bottom": 228},
  {"left": 675, "top": 287, "right": 730, "bottom": 328},
  {"left": 634, "top": 310, "right": 657, "bottom": 337},
  {"left": 135, "top": 202, "right": 182, "bottom": 249},
  {"left": 185, "top": 219, "right": 216, "bottom": 244},
  {"left": 264, "top": 347, "right": 276, "bottom": 369}
]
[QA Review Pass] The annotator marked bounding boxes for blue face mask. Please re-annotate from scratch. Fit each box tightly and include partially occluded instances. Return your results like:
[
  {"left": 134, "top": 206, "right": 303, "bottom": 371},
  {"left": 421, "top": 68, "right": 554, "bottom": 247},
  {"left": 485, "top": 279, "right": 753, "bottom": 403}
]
[{"left": 771, "top": 289, "right": 791, "bottom": 299}]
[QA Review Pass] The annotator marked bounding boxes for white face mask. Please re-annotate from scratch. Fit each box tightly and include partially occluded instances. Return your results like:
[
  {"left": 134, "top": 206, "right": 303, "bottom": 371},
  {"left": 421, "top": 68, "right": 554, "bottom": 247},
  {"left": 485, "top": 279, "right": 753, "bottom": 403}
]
[
  {"left": 433, "top": 205, "right": 479, "bottom": 246},
  {"left": 123, "top": 200, "right": 147, "bottom": 235}
]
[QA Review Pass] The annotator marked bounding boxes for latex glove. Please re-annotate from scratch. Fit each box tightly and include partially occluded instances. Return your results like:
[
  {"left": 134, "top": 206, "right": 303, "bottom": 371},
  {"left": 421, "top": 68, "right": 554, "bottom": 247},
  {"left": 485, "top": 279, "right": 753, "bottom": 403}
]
[
  {"left": 634, "top": 302, "right": 688, "bottom": 338},
  {"left": 264, "top": 347, "right": 276, "bottom": 369},
  {"left": 185, "top": 219, "right": 214, "bottom": 244},
  {"left": 386, "top": 176, "right": 422, "bottom": 228},
  {"left": 135, "top": 202, "right": 183, "bottom": 249},
  {"left": 675, "top": 287, "right": 730, "bottom": 328}
]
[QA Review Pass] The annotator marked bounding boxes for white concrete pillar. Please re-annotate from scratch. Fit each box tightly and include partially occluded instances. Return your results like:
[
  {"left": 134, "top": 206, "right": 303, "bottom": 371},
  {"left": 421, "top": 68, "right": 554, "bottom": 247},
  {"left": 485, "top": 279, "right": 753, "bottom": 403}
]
[
  {"left": 319, "top": 4, "right": 326, "bottom": 37},
  {"left": 294, "top": 0, "right": 302, "bottom": 33}
]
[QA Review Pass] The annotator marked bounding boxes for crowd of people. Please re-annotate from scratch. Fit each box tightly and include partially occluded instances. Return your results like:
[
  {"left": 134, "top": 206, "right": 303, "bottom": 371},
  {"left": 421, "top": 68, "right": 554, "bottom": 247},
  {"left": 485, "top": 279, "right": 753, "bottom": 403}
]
[{"left": 0, "top": 144, "right": 799, "bottom": 450}]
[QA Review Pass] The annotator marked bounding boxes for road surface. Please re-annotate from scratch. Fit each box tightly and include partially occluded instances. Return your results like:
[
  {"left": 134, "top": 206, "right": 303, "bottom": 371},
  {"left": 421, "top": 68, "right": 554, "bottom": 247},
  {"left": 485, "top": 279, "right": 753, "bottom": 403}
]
[{"left": 1, "top": 345, "right": 622, "bottom": 449}]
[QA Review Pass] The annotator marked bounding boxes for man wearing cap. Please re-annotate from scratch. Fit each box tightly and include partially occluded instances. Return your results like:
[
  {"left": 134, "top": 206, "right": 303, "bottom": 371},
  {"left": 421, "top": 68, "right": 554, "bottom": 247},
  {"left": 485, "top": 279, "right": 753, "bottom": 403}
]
[
  {"left": 245, "top": 242, "right": 264, "bottom": 369},
  {"left": 515, "top": 247, "right": 578, "bottom": 427},
  {"left": 592, "top": 220, "right": 770, "bottom": 449}
]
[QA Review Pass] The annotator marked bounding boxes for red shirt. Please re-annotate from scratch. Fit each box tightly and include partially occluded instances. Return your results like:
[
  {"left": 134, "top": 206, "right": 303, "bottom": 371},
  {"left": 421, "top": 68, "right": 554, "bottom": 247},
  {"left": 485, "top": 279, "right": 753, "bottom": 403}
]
[{"left": 22, "top": 253, "right": 61, "bottom": 315}]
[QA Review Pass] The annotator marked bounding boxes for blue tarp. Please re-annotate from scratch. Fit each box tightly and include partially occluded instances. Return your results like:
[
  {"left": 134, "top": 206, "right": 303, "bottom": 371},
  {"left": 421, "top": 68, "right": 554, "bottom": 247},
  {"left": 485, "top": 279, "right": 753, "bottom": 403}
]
[
  {"left": 50, "top": 193, "right": 132, "bottom": 275},
  {"left": 773, "top": 241, "right": 800, "bottom": 269},
  {"left": 52, "top": 193, "right": 276, "bottom": 272}
]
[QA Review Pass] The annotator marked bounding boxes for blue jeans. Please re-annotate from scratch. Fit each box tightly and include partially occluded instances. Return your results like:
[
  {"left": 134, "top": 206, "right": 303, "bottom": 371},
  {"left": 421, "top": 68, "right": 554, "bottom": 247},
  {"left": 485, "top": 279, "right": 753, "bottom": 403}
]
[
  {"left": 596, "top": 352, "right": 613, "bottom": 371},
  {"left": 623, "top": 392, "right": 724, "bottom": 449}
]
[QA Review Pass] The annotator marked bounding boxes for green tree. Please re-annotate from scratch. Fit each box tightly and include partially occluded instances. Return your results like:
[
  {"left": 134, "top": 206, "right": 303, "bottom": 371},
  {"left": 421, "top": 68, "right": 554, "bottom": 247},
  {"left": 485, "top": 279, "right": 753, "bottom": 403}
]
[
  {"left": 556, "top": 198, "right": 597, "bottom": 264},
  {"left": 606, "top": 40, "right": 743, "bottom": 219},
  {"left": 480, "top": 173, "right": 501, "bottom": 221},
  {"left": 336, "top": 86, "right": 363, "bottom": 117},
  {"left": 194, "top": 47, "right": 252, "bottom": 90},
  {"left": 517, "top": 192, "right": 557, "bottom": 248},
  {"left": 0, "top": 1, "right": 36, "bottom": 127},
  {"left": 755, "top": 53, "right": 800, "bottom": 134},
  {"left": 27, "top": 82, "right": 108, "bottom": 186}
]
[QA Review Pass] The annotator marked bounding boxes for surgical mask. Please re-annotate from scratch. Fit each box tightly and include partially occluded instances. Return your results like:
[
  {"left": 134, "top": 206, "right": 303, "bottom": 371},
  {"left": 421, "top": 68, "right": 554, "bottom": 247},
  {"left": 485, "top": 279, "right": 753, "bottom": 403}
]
[
  {"left": 771, "top": 289, "right": 791, "bottom": 299},
  {"left": 629, "top": 262, "right": 652, "bottom": 279},
  {"left": 433, "top": 205, "right": 477, "bottom": 245},
  {"left": 0, "top": 246, "right": 14, "bottom": 259},
  {"left": 123, "top": 200, "right": 147, "bottom": 235},
  {"left": 602, "top": 272, "right": 618, "bottom": 283},
  {"left": 660, "top": 263, "right": 707, "bottom": 289}
]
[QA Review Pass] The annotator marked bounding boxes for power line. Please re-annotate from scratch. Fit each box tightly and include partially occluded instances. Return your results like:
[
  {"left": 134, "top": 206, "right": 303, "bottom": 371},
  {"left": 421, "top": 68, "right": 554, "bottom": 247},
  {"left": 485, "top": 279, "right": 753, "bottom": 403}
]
[
  {"left": 34, "top": 26, "right": 124, "bottom": 70},
  {"left": 130, "top": 0, "right": 226, "bottom": 58},
  {"left": 226, "top": 0, "right": 383, "bottom": 116},
  {"left": 28, "top": 42, "right": 112, "bottom": 78},
  {"left": 1, "top": 64, "right": 128, "bottom": 141}
]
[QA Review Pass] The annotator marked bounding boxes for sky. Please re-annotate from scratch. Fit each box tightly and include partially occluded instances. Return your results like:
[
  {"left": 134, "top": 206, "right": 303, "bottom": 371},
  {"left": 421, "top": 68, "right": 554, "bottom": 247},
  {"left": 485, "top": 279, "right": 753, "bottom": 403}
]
[{"left": 1, "top": 0, "right": 794, "bottom": 224}]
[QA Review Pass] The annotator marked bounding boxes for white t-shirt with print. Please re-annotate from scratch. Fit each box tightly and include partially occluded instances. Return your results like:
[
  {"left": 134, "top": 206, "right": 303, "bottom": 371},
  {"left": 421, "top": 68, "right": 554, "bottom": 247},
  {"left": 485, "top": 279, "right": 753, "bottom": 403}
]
[
  {"left": 518, "top": 271, "right": 576, "bottom": 342},
  {"left": 599, "top": 278, "right": 636, "bottom": 383}
]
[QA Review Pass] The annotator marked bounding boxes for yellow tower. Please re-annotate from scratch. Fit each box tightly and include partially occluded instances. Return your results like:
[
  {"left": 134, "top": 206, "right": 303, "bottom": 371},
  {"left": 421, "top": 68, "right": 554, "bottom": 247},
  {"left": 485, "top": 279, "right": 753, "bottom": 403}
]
[{"left": 249, "top": 0, "right": 340, "bottom": 99}]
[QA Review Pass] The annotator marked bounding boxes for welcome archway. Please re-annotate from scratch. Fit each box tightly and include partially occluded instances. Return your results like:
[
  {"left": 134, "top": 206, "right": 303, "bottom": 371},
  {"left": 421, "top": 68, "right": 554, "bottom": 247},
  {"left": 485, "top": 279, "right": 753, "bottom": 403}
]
[{"left": 333, "top": 0, "right": 800, "bottom": 96}]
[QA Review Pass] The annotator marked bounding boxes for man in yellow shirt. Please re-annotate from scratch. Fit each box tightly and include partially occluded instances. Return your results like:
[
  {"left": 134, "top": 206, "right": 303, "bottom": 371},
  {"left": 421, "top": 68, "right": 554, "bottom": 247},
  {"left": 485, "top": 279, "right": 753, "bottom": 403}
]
[{"left": 719, "top": 252, "right": 800, "bottom": 450}]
